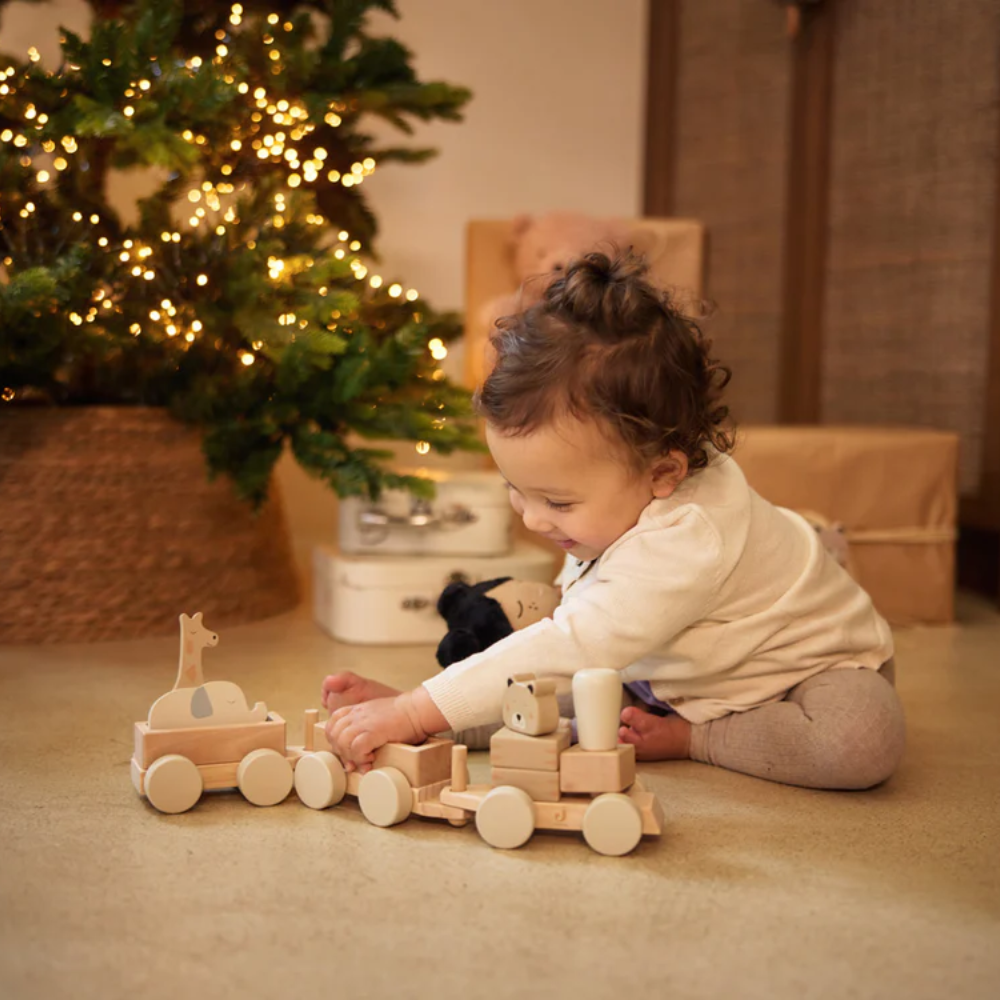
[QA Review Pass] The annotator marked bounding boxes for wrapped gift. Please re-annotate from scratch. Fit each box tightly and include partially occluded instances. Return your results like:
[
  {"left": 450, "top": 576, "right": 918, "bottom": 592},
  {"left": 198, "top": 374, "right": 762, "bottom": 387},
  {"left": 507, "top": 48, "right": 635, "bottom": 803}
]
[{"left": 732, "top": 426, "right": 958, "bottom": 626}]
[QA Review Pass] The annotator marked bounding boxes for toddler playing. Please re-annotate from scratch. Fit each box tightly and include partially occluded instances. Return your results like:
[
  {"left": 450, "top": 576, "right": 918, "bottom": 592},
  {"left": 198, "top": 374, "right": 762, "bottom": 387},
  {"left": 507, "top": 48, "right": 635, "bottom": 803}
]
[{"left": 322, "top": 249, "right": 905, "bottom": 790}]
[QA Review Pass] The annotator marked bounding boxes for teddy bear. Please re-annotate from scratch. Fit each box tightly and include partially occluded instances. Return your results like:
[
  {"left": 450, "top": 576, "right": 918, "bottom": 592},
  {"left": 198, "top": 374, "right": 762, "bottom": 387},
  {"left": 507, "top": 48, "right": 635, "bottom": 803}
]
[{"left": 435, "top": 576, "right": 561, "bottom": 668}]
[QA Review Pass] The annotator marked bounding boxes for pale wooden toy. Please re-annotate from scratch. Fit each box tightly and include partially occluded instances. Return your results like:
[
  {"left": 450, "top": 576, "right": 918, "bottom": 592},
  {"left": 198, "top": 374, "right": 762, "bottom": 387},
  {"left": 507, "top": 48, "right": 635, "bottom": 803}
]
[
  {"left": 298, "top": 671, "right": 664, "bottom": 856},
  {"left": 438, "top": 671, "right": 662, "bottom": 855},
  {"left": 572, "top": 667, "right": 623, "bottom": 751},
  {"left": 502, "top": 674, "right": 560, "bottom": 736},
  {"left": 131, "top": 614, "right": 302, "bottom": 814},
  {"left": 295, "top": 711, "right": 468, "bottom": 826}
]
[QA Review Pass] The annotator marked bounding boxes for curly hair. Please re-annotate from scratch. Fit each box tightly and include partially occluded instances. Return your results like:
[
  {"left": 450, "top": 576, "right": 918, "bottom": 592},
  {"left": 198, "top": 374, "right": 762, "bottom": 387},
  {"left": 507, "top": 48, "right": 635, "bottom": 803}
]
[{"left": 474, "top": 248, "right": 734, "bottom": 473}]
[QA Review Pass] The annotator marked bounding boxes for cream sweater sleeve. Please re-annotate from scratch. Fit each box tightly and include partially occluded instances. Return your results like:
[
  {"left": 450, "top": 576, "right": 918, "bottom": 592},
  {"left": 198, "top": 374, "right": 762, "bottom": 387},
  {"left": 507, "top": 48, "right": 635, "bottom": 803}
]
[{"left": 422, "top": 506, "right": 725, "bottom": 731}]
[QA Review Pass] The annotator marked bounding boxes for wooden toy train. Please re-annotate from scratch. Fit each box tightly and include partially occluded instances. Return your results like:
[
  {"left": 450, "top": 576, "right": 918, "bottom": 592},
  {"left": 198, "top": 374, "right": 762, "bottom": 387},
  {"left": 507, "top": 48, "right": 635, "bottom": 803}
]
[{"left": 130, "top": 615, "right": 664, "bottom": 857}]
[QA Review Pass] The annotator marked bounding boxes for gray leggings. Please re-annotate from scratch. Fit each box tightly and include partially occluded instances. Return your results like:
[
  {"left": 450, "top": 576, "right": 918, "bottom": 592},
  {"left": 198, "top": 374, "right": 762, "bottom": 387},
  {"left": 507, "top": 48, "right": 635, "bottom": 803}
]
[
  {"left": 688, "top": 661, "right": 905, "bottom": 790},
  {"left": 453, "top": 662, "right": 904, "bottom": 792}
]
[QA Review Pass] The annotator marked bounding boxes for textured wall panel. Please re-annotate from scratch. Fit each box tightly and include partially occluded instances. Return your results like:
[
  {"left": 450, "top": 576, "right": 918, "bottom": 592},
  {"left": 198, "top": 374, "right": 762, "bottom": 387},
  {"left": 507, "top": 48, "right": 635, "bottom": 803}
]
[
  {"left": 822, "top": 0, "right": 1000, "bottom": 494},
  {"left": 673, "top": 0, "right": 790, "bottom": 424}
]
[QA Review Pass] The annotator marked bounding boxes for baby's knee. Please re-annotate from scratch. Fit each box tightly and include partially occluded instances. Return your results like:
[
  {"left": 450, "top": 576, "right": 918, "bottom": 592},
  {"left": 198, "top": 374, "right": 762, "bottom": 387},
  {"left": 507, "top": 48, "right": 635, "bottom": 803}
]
[{"left": 820, "top": 673, "right": 906, "bottom": 789}]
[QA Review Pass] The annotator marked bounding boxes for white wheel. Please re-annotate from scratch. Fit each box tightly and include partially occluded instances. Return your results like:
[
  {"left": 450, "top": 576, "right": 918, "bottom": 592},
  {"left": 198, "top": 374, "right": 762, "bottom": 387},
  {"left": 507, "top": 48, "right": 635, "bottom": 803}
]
[
  {"left": 237, "top": 748, "right": 294, "bottom": 806},
  {"left": 144, "top": 754, "right": 203, "bottom": 814},
  {"left": 475, "top": 785, "right": 535, "bottom": 850},
  {"left": 358, "top": 767, "right": 413, "bottom": 827},
  {"left": 294, "top": 751, "right": 347, "bottom": 810},
  {"left": 582, "top": 793, "right": 643, "bottom": 856}
]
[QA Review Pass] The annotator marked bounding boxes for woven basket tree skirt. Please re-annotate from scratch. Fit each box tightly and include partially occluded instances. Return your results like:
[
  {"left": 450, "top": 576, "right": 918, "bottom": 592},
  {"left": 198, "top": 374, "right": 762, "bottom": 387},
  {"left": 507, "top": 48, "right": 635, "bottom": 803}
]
[{"left": 0, "top": 407, "right": 300, "bottom": 644}]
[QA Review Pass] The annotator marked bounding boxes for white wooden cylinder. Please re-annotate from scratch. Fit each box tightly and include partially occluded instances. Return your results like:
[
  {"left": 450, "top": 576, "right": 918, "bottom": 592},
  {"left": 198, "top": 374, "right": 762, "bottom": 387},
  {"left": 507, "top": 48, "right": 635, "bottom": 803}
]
[{"left": 572, "top": 668, "right": 621, "bottom": 751}]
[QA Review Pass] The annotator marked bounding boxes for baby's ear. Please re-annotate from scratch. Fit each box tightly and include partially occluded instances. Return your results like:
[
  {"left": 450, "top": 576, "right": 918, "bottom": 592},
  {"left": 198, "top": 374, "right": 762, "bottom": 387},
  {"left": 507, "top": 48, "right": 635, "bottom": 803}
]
[{"left": 651, "top": 451, "right": 689, "bottom": 498}]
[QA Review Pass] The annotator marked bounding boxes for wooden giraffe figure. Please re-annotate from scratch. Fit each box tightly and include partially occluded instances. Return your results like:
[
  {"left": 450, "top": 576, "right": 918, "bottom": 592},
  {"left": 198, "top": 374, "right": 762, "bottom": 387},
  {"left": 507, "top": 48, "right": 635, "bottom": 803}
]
[{"left": 172, "top": 612, "right": 220, "bottom": 690}]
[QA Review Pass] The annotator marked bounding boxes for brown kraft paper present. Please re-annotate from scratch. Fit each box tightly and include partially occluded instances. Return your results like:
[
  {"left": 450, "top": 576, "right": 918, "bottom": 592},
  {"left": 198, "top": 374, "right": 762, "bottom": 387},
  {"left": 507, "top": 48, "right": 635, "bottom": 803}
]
[{"left": 732, "top": 426, "right": 959, "bottom": 626}]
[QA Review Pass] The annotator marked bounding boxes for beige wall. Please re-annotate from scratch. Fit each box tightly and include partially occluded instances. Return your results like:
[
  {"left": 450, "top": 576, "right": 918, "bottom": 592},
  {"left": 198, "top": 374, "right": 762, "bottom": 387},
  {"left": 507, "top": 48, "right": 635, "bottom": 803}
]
[{"left": 364, "top": 0, "right": 648, "bottom": 311}]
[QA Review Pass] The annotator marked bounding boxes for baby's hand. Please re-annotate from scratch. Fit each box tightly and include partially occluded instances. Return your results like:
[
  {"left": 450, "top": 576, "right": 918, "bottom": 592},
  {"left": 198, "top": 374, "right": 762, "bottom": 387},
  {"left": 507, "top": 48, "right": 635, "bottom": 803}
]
[{"left": 324, "top": 694, "right": 425, "bottom": 772}]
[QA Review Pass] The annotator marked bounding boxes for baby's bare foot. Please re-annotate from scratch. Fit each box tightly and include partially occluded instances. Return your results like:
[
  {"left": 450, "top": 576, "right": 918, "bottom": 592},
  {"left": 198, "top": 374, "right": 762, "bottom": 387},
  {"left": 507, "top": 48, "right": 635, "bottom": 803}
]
[
  {"left": 618, "top": 706, "right": 692, "bottom": 761},
  {"left": 321, "top": 671, "right": 401, "bottom": 712}
]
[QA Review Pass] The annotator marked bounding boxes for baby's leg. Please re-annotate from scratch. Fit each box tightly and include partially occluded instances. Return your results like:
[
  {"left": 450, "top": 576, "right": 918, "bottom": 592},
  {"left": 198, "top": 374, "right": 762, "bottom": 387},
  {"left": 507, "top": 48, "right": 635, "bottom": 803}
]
[
  {"left": 321, "top": 671, "right": 401, "bottom": 712},
  {"left": 689, "top": 664, "right": 905, "bottom": 790}
]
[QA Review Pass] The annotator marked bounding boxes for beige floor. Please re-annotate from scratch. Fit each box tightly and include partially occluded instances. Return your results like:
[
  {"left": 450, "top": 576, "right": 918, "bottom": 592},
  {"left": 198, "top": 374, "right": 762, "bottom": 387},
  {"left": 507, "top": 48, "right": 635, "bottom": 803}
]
[{"left": 1, "top": 584, "right": 999, "bottom": 1000}]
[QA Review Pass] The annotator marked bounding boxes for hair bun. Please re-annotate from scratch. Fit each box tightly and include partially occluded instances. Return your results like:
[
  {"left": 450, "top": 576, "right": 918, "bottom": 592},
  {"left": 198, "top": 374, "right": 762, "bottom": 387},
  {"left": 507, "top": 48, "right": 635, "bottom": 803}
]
[{"left": 542, "top": 248, "right": 659, "bottom": 340}]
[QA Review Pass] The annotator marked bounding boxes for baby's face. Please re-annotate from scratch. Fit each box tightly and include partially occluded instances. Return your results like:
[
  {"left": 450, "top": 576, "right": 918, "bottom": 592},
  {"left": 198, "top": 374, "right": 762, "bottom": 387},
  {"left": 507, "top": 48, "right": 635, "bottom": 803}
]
[{"left": 487, "top": 416, "right": 680, "bottom": 562}]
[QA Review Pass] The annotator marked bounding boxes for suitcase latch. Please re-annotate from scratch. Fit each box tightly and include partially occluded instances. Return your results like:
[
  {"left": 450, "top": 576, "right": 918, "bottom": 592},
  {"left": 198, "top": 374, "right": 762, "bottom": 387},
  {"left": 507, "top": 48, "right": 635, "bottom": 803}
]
[{"left": 358, "top": 498, "right": 478, "bottom": 545}]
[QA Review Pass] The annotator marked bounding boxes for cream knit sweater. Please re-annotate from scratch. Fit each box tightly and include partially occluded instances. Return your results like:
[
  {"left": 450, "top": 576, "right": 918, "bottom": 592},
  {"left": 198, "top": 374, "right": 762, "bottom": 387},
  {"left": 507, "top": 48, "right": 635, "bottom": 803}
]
[{"left": 422, "top": 451, "right": 894, "bottom": 731}]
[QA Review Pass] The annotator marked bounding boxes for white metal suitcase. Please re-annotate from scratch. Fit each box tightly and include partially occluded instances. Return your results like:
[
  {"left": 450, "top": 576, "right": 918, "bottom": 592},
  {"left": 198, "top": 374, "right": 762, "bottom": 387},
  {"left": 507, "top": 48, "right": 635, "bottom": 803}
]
[
  {"left": 337, "top": 468, "right": 512, "bottom": 557},
  {"left": 312, "top": 541, "right": 558, "bottom": 645}
]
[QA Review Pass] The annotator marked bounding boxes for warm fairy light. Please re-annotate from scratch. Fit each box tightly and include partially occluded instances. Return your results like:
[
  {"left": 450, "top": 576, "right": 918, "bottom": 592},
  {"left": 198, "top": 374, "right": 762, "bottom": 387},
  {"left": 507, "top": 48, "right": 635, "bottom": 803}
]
[
  {"left": 268, "top": 13, "right": 280, "bottom": 24},
  {"left": 288, "top": 174, "right": 301, "bottom": 188},
  {"left": 192, "top": 320, "right": 203, "bottom": 332},
  {"left": 217, "top": 46, "right": 228, "bottom": 58},
  {"left": 189, "top": 216, "right": 200, "bottom": 226},
  {"left": 119, "top": 251, "right": 130, "bottom": 262},
  {"left": 216, "top": 225, "right": 226, "bottom": 235},
  {"left": 35, "top": 171, "right": 50, "bottom": 187},
  {"left": 327, "top": 169, "right": 341, "bottom": 182},
  {"left": 98, "top": 237, "right": 108, "bottom": 247},
  {"left": 24, "top": 105, "right": 37, "bottom": 120},
  {"left": 123, "top": 106, "right": 134, "bottom": 117},
  {"left": 415, "top": 442, "right": 431, "bottom": 455},
  {"left": 143, "top": 271, "right": 155, "bottom": 280},
  {"left": 2, "top": 388, "right": 16, "bottom": 402},
  {"left": 139, "top": 79, "right": 151, "bottom": 91},
  {"left": 354, "top": 265, "right": 368, "bottom": 280},
  {"left": 196, "top": 274, "right": 209, "bottom": 286},
  {"left": 269, "top": 51, "right": 280, "bottom": 62},
  {"left": 190, "top": 57, "right": 203, "bottom": 69},
  {"left": 130, "top": 324, "right": 141, "bottom": 335},
  {"left": 29, "top": 48, "right": 41, "bottom": 63},
  {"left": 13, "top": 135, "right": 26, "bottom": 147},
  {"left": 240, "top": 352, "right": 255, "bottom": 366},
  {"left": 221, "top": 164, "right": 233, "bottom": 175},
  {"left": 334, "top": 248, "right": 345, "bottom": 259},
  {"left": 349, "top": 240, "right": 361, "bottom": 251},
  {"left": 429, "top": 339, "right": 448, "bottom": 361},
  {"left": 230, "top": 139, "right": 242, "bottom": 151},
  {"left": 54, "top": 157, "right": 67, "bottom": 170},
  {"left": 185, "top": 332, "right": 195, "bottom": 342},
  {"left": 102, "top": 58, "right": 111, "bottom": 67},
  {"left": 90, "top": 214, "right": 99, "bottom": 224},
  {"left": 1, "top": 129, "right": 12, "bottom": 141},
  {"left": 69, "top": 312, "right": 83, "bottom": 325},
  {"left": 166, "top": 325, "right": 178, "bottom": 336},
  {"left": 405, "top": 289, "right": 419, "bottom": 302},
  {"left": 238, "top": 83, "right": 249, "bottom": 94},
  {"left": 325, "top": 112, "right": 342, "bottom": 127},
  {"left": 388, "top": 283, "right": 402, "bottom": 298},
  {"left": 73, "top": 212, "right": 82, "bottom": 221},
  {"left": 150, "top": 310, "right": 161, "bottom": 320}
]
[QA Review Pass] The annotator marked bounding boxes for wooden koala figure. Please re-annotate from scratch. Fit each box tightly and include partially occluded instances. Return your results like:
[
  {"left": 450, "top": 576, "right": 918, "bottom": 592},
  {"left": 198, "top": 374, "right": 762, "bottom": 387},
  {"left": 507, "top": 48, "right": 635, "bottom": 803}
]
[{"left": 502, "top": 673, "right": 560, "bottom": 736}]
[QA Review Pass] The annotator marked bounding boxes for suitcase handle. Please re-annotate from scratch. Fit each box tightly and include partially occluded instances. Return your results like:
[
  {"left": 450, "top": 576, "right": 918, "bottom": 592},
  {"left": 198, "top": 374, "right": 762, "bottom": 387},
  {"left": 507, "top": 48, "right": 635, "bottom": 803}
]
[{"left": 358, "top": 499, "right": 478, "bottom": 542}]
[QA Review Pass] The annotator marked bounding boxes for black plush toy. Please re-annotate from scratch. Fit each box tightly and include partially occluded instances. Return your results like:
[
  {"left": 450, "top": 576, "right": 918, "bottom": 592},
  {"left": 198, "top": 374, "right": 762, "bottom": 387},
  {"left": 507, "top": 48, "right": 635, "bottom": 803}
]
[{"left": 435, "top": 577, "right": 561, "bottom": 667}]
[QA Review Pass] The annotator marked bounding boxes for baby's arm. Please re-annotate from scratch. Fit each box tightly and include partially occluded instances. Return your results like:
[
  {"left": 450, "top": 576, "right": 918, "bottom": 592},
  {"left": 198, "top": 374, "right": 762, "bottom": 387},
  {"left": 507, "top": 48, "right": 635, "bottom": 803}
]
[{"left": 325, "top": 686, "right": 448, "bottom": 771}]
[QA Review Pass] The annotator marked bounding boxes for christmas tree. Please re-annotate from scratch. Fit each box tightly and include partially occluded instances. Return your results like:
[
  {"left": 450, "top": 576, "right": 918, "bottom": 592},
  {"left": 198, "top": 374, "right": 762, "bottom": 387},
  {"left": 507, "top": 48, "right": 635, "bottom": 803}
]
[{"left": 0, "top": 0, "right": 482, "bottom": 507}]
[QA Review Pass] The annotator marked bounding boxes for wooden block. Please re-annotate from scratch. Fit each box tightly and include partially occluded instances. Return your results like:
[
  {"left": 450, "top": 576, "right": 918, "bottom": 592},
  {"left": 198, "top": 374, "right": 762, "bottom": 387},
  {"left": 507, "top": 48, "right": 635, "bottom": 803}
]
[
  {"left": 135, "top": 714, "right": 286, "bottom": 769},
  {"left": 311, "top": 725, "right": 453, "bottom": 788},
  {"left": 502, "top": 674, "right": 560, "bottom": 736},
  {"left": 489, "top": 719, "right": 571, "bottom": 771},
  {"left": 559, "top": 744, "right": 636, "bottom": 795},
  {"left": 491, "top": 765, "right": 561, "bottom": 802}
]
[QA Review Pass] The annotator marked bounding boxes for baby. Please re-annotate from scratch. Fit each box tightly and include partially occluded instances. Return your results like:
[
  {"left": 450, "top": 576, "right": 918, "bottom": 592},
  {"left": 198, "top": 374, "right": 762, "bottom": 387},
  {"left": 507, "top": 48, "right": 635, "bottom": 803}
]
[{"left": 322, "top": 249, "right": 904, "bottom": 790}]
